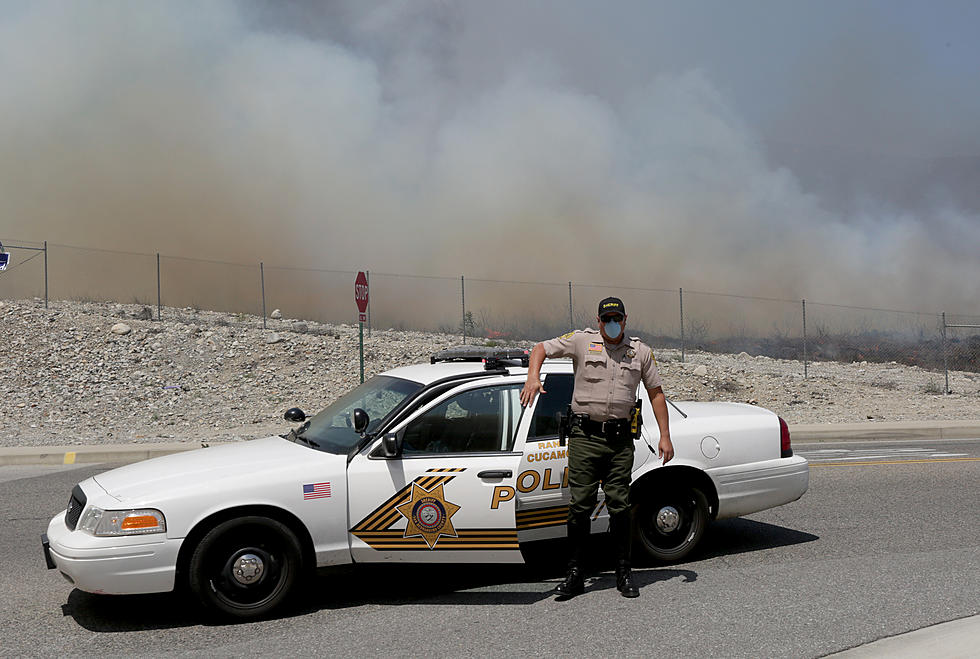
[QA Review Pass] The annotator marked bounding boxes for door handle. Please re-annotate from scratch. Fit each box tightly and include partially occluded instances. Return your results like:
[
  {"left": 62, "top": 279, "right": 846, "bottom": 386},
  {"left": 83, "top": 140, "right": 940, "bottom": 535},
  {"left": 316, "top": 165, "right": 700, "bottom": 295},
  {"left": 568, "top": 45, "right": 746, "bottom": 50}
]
[{"left": 478, "top": 470, "right": 512, "bottom": 479}]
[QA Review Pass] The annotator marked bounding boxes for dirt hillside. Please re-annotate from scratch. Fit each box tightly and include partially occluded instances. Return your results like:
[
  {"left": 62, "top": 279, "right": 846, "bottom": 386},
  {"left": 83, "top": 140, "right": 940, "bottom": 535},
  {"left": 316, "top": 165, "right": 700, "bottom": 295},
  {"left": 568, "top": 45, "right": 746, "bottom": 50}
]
[{"left": 3, "top": 298, "right": 978, "bottom": 447}]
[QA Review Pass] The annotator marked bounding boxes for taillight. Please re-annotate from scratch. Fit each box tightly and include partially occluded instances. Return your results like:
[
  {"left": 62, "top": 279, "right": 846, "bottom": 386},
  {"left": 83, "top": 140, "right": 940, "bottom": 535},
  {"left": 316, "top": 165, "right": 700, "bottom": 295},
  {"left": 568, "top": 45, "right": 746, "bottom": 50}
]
[{"left": 778, "top": 417, "right": 793, "bottom": 458}]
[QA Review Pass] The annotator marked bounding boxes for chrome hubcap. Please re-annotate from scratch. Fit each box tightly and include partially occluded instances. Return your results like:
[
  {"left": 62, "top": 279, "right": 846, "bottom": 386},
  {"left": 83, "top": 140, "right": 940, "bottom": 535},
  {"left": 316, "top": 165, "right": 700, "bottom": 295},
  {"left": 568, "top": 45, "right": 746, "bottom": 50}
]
[
  {"left": 231, "top": 553, "right": 264, "bottom": 584},
  {"left": 656, "top": 506, "right": 681, "bottom": 533}
]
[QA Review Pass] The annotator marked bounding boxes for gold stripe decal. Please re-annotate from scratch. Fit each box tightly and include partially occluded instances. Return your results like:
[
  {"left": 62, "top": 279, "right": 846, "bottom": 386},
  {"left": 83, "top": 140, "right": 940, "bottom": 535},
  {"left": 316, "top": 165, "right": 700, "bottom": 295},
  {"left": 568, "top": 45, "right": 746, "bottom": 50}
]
[
  {"left": 351, "top": 471, "right": 521, "bottom": 550},
  {"left": 354, "top": 529, "right": 519, "bottom": 550},
  {"left": 516, "top": 505, "right": 568, "bottom": 530},
  {"left": 591, "top": 500, "right": 607, "bottom": 521},
  {"left": 351, "top": 474, "right": 456, "bottom": 533}
]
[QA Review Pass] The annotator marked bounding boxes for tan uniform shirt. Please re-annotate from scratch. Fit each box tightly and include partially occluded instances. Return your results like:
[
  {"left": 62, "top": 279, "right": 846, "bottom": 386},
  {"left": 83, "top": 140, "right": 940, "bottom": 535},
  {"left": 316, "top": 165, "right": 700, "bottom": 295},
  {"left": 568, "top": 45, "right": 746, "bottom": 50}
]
[{"left": 540, "top": 328, "right": 662, "bottom": 421}]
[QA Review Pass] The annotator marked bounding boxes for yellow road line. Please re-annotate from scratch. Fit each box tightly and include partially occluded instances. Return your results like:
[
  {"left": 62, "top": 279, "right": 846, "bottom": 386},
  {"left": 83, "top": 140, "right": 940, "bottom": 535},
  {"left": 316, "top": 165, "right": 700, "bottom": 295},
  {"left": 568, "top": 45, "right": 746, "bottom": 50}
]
[{"left": 811, "top": 457, "right": 980, "bottom": 467}]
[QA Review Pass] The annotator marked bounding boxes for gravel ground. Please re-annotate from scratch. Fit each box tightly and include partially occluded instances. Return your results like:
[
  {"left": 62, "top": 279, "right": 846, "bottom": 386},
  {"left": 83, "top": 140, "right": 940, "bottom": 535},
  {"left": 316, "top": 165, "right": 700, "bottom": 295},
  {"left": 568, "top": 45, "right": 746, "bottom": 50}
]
[{"left": 3, "top": 298, "right": 979, "bottom": 447}]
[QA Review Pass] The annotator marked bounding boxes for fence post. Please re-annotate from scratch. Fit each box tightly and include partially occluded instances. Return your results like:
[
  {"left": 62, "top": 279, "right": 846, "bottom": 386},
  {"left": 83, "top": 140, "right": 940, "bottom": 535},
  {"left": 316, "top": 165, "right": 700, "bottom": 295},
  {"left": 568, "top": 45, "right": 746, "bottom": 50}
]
[
  {"left": 366, "top": 270, "right": 371, "bottom": 337},
  {"left": 461, "top": 275, "right": 466, "bottom": 344},
  {"left": 679, "top": 287, "right": 685, "bottom": 363},
  {"left": 942, "top": 312, "right": 949, "bottom": 394},
  {"left": 568, "top": 281, "right": 573, "bottom": 331},
  {"left": 43, "top": 240, "right": 48, "bottom": 309},
  {"left": 260, "top": 262, "right": 266, "bottom": 330},
  {"left": 156, "top": 253, "right": 161, "bottom": 321},
  {"left": 802, "top": 299, "right": 807, "bottom": 379}
]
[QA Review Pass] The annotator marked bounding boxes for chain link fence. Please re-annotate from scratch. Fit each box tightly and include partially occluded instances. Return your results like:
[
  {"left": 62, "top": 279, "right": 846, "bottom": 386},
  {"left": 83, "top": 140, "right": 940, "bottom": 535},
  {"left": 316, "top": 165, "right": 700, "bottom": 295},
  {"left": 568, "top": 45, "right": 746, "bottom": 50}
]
[
  {"left": 3, "top": 239, "right": 979, "bottom": 390},
  {"left": 942, "top": 312, "right": 980, "bottom": 393}
]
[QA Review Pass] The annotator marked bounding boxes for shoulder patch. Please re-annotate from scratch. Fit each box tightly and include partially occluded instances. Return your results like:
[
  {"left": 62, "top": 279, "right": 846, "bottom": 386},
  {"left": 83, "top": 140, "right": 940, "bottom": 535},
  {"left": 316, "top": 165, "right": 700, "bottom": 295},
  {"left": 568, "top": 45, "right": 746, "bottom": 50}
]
[{"left": 560, "top": 331, "right": 575, "bottom": 339}]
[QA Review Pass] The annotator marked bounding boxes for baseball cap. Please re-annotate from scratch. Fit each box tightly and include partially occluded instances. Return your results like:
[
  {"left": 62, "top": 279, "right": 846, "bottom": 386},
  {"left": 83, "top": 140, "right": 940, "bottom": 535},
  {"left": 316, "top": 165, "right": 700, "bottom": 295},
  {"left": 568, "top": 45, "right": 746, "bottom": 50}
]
[{"left": 597, "top": 297, "right": 626, "bottom": 317}]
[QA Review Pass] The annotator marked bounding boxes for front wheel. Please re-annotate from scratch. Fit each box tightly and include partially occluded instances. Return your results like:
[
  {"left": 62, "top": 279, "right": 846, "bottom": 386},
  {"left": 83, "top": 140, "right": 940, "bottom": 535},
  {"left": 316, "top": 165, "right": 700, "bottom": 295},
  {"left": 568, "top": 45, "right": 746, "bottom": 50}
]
[
  {"left": 635, "top": 486, "right": 709, "bottom": 562},
  {"left": 188, "top": 516, "right": 303, "bottom": 620}
]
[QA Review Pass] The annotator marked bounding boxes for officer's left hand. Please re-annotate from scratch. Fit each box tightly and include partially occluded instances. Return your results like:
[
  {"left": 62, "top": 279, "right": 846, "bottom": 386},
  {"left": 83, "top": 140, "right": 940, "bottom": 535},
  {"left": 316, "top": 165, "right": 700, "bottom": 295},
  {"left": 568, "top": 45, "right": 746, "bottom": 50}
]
[{"left": 658, "top": 435, "right": 674, "bottom": 465}]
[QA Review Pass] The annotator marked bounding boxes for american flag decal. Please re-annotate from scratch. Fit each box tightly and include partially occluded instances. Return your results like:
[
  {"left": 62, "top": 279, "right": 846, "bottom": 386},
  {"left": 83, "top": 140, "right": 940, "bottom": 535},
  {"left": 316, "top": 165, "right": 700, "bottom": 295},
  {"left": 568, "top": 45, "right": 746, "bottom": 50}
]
[{"left": 303, "top": 482, "right": 332, "bottom": 500}]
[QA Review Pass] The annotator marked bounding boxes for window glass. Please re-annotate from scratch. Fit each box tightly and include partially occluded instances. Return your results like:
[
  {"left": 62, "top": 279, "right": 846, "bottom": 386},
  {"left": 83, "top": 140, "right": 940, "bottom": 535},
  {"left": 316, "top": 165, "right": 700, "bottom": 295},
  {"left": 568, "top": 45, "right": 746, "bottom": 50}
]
[
  {"left": 300, "top": 376, "right": 423, "bottom": 454},
  {"left": 402, "top": 384, "right": 522, "bottom": 454},
  {"left": 528, "top": 374, "right": 574, "bottom": 438}
]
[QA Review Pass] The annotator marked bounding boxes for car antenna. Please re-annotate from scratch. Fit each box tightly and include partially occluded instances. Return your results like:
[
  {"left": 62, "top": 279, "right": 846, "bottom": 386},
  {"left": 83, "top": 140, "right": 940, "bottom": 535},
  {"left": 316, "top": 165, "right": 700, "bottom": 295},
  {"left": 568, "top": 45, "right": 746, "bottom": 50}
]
[{"left": 666, "top": 397, "right": 688, "bottom": 418}]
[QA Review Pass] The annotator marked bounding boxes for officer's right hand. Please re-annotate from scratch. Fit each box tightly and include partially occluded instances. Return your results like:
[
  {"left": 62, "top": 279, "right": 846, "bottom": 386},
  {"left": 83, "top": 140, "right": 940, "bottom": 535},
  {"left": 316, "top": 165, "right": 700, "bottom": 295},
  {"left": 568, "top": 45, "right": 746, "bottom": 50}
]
[{"left": 520, "top": 378, "right": 546, "bottom": 407}]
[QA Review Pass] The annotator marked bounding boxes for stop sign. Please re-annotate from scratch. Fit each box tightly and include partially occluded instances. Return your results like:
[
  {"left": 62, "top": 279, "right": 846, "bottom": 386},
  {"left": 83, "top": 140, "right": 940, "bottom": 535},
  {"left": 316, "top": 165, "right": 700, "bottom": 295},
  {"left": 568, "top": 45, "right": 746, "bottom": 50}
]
[{"left": 354, "top": 271, "right": 369, "bottom": 314}]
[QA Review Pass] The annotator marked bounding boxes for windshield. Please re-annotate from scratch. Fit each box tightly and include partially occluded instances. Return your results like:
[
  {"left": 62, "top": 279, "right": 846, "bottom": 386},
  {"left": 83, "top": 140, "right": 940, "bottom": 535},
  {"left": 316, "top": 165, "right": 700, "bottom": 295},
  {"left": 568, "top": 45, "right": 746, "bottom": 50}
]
[{"left": 298, "top": 375, "right": 423, "bottom": 454}]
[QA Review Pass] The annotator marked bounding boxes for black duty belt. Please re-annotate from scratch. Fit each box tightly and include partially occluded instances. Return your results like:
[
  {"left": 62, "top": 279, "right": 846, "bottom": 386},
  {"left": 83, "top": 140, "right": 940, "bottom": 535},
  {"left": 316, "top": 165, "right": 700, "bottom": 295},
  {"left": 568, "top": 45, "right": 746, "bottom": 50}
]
[{"left": 577, "top": 416, "right": 631, "bottom": 437}]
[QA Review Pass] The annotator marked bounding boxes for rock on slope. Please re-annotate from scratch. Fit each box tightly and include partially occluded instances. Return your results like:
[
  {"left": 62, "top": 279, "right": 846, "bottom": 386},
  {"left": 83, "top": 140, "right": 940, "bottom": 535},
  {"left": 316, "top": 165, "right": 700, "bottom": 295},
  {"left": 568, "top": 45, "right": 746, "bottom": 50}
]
[{"left": 2, "top": 298, "right": 977, "bottom": 447}]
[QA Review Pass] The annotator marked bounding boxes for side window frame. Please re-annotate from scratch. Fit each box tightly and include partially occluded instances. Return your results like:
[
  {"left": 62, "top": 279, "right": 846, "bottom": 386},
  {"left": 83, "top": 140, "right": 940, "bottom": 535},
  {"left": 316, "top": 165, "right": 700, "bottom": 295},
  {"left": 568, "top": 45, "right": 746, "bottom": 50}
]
[{"left": 370, "top": 379, "right": 526, "bottom": 458}]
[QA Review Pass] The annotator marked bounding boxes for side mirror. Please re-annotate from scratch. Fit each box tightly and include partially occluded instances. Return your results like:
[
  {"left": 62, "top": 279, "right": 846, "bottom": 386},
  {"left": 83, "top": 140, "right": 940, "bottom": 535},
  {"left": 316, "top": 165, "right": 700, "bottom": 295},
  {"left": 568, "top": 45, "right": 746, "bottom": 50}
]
[
  {"left": 352, "top": 408, "right": 369, "bottom": 434},
  {"left": 284, "top": 407, "right": 306, "bottom": 422},
  {"left": 382, "top": 433, "right": 402, "bottom": 458}
]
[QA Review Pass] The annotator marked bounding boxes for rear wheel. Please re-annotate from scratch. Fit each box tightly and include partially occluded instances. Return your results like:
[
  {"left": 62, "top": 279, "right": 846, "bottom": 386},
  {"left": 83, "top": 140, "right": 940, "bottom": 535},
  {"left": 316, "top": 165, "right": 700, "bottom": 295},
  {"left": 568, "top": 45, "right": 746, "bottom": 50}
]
[
  {"left": 188, "top": 516, "right": 303, "bottom": 620},
  {"left": 635, "top": 486, "right": 709, "bottom": 562}
]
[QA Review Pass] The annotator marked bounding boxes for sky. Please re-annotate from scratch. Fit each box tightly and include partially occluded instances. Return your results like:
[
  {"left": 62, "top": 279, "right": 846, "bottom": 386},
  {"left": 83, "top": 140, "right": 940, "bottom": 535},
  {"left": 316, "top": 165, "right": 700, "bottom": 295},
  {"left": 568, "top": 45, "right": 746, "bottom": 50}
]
[{"left": 1, "top": 0, "right": 979, "bottom": 316}]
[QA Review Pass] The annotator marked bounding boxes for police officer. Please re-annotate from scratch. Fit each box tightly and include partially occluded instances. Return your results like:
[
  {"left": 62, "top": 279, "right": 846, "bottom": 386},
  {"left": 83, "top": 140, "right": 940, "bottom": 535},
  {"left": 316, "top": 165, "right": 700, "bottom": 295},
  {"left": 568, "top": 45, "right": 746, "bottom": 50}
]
[{"left": 520, "top": 297, "right": 673, "bottom": 598}]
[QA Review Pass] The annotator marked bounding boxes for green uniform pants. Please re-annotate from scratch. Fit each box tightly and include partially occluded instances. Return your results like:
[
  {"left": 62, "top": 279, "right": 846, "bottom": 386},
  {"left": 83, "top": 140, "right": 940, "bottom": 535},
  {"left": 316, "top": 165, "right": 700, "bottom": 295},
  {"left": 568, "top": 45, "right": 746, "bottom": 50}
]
[{"left": 567, "top": 425, "right": 634, "bottom": 520}]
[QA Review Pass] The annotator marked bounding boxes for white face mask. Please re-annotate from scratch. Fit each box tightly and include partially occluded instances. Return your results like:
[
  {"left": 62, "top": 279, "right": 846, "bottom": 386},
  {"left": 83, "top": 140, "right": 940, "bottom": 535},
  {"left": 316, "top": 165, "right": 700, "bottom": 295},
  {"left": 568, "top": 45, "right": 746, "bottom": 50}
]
[{"left": 604, "top": 320, "right": 622, "bottom": 339}]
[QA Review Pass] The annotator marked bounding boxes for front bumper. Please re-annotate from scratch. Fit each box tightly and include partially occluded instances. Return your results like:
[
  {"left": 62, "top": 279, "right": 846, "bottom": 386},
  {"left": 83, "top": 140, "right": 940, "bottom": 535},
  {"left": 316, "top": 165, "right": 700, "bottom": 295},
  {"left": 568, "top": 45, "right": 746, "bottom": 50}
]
[
  {"left": 710, "top": 455, "right": 810, "bottom": 519},
  {"left": 44, "top": 513, "right": 182, "bottom": 595}
]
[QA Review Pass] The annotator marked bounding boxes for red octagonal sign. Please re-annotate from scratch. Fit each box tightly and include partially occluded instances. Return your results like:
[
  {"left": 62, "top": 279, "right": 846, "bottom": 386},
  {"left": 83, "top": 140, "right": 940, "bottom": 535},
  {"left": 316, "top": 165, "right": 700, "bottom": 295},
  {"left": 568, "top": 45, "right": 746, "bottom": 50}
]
[{"left": 354, "top": 271, "right": 369, "bottom": 314}]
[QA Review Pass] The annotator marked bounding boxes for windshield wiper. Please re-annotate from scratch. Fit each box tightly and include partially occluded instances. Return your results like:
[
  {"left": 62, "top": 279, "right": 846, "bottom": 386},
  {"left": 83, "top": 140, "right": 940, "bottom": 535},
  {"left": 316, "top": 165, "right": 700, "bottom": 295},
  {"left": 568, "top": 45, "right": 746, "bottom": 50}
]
[{"left": 290, "top": 422, "right": 320, "bottom": 448}]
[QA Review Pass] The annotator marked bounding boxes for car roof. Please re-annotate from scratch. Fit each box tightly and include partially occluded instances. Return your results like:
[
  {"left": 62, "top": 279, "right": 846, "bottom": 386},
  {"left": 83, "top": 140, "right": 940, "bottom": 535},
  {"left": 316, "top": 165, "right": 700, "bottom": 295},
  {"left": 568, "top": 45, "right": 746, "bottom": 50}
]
[{"left": 382, "top": 357, "right": 573, "bottom": 386}]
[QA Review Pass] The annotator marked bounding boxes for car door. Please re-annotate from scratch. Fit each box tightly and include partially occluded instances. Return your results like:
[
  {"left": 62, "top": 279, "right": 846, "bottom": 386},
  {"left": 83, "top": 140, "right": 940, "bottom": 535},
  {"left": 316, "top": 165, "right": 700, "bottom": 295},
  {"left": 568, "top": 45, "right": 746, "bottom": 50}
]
[
  {"left": 512, "top": 372, "right": 600, "bottom": 542},
  {"left": 347, "top": 379, "right": 526, "bottom": 563}
]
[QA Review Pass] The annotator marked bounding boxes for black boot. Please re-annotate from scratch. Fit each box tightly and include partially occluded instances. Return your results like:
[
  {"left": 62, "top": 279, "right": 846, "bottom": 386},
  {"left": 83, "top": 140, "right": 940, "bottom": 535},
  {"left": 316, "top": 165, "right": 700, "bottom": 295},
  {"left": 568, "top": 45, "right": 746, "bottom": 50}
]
[
  {"left": 554, "top": 516, "right": 589, "bottom": 598},
  {"left": 615, "top": 560, "right": 639, "bottom": 598},
  {"left": 610, "top": 513, "right": 639, "bottom": 598},
  {"left": 553, "top": 565, "right": 584, "bottom": 598}
]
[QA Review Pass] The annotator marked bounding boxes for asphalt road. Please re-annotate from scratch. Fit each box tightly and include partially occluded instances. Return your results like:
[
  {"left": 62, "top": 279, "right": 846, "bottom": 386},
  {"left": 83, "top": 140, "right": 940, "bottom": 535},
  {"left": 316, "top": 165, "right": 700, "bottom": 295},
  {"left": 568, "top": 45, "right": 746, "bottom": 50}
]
[{"left": 2, "top": 439, "right": 978, "bottom": 658}]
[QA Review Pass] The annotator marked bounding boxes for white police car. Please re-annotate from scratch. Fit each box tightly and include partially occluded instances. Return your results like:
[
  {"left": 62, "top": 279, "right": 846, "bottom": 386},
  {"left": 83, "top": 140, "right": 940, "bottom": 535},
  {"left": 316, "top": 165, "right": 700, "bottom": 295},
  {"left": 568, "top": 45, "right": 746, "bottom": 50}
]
[{"left": 43, "top": 347, "right": 809, "bottom": 619}]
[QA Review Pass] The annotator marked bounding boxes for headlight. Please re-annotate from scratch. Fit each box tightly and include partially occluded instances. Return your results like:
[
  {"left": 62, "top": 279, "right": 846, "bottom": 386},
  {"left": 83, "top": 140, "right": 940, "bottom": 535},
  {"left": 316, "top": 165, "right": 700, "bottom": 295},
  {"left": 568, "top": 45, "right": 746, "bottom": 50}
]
[{"left": 77, "top": 507, "right": 166, "bottom": 536}]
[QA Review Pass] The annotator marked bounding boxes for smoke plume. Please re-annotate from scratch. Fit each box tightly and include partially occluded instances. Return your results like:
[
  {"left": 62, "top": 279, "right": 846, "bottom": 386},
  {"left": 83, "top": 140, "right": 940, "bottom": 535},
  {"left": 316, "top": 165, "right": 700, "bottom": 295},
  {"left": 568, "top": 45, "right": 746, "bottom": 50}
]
[{"left": 2, "top": 0, "right": 979, "bottom": 326}]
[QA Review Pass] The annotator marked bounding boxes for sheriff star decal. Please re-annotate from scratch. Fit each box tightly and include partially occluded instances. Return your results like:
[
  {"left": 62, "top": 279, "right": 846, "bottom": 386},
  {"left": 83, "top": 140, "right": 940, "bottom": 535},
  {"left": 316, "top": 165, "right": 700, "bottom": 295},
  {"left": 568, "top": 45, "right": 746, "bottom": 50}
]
[{"left": 395, "top": 482, "right": 461, "bottom": 548}]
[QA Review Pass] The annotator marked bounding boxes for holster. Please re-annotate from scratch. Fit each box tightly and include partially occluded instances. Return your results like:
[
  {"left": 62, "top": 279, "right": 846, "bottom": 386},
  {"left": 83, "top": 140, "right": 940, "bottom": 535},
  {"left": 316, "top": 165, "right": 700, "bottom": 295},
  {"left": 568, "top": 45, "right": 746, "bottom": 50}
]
[
  {"left": 556, "top": 406, "right": 572, "bottom": 447},
  {"left": 629, "top": 398, "right": 643, "bottom": 440}
]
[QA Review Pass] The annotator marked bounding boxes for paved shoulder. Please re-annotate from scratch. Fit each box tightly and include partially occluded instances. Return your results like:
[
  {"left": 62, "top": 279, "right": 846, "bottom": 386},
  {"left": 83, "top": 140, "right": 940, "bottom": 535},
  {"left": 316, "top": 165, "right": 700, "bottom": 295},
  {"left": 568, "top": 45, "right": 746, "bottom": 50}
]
[
  {"left": 790, "top": 420, "right": 980, "bottom": 442},
  {"left": 827, "top": 614, "right": 980, "bottom": 658},
  {"left": 0, "top": 442, "right": 206, "bottom": 466}
]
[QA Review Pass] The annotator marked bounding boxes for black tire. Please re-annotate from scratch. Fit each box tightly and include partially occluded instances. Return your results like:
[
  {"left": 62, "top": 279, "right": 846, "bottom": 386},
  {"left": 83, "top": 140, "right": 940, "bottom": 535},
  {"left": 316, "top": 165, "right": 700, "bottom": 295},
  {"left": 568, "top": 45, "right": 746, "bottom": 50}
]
[
  {"left": 634, "top": 486, "right": 709, "bottom": 562},
  {"left": 188, "top": 516, "right": 303, "bottom": 620}
]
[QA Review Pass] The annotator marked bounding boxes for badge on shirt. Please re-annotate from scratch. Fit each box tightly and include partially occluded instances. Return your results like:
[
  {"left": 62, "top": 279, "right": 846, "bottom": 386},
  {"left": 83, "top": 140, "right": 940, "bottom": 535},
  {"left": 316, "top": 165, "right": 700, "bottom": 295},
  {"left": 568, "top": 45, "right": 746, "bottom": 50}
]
[
  {"left": 626, "top": 348, "right": 636, "bottom": 358},
  {"left": 587, "top": 342, "right": 603, "bottom": 353}
]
